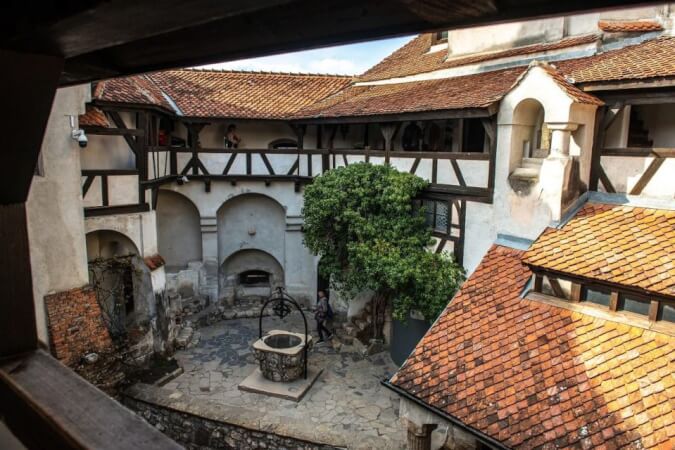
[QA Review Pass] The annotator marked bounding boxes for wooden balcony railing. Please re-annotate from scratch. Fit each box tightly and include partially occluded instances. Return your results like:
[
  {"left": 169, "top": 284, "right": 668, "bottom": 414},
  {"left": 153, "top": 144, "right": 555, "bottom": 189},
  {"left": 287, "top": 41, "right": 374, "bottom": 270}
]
[
  {"left": 145, "top": 146, "right": 493, "bottom": 201},
  {"left": 597, "top": 147, "right": 675, "bottom": 195},
  {"left": 81, "top": 169, "right": 149, "bottom": 216}
]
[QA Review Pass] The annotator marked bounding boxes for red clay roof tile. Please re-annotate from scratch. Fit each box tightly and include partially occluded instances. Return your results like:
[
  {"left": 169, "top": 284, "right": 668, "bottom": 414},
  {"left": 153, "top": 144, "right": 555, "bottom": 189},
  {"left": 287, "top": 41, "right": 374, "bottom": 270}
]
[
  {"left": 149, "top": 70, "right": 351, "bottom": 119},
  {"left": 390, "top": 245, "right": 675, "bottom": 449},
  {"left": 524, "top": 202, "right": 675, "bottom": 298},
  {"left": 78, "top": 105, "right": 110, "bottom": 128},
  {"left": 358, "top": 34, "right": 600, "bottom": 82},
  {"left": 598, "top": 20, "right": 664, "bottom": 33}
]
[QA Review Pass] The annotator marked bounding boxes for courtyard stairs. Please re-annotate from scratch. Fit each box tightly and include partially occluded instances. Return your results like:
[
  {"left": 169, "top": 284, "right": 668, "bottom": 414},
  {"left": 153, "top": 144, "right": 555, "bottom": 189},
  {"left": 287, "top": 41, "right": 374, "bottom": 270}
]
[{"left": 333, "top": 301, "right": 377, "bottom": 355}]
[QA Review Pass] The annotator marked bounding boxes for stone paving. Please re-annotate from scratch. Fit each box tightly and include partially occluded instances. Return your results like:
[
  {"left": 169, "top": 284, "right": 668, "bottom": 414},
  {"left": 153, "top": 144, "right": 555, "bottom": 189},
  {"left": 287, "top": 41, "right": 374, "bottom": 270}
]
[{"left": 161, "top": 314, "right": 406, "bottom": 449}]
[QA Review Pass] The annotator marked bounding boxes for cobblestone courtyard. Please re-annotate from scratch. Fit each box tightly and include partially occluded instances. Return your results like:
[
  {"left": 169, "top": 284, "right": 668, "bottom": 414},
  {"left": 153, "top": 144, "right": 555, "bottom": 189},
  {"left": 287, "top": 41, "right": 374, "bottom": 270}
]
[{"left": 161, "top": 314, "right": 406, "bottom": 449}]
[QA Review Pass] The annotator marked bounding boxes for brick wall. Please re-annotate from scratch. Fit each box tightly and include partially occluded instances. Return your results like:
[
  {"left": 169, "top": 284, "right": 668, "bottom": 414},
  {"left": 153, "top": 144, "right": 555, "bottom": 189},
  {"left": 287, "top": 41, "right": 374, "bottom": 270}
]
[{"left": 45, "top": 286, "right": 113, "bottom": 366}]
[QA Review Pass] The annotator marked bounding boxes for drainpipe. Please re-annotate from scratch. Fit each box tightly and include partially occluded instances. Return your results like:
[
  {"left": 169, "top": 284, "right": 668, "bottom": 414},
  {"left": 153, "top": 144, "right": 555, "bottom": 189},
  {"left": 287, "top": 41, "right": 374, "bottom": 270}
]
[{"left": 381, "top": 380, "right": 510, "bottom": 450}]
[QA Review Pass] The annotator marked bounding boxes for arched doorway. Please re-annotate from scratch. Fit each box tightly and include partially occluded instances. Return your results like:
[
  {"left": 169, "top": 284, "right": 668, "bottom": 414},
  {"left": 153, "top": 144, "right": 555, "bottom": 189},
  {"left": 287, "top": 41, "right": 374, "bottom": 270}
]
[
  {"left": 156, "top": 189, "right": 202, "bottom": 271},
  {"left": 85, "top": 230, "right": 152, "bottom": 340}
]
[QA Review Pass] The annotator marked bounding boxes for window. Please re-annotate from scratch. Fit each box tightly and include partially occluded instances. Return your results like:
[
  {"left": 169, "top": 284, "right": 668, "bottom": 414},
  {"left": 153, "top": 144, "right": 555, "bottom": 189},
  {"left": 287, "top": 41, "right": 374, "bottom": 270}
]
[
  {"left": 582, "top": 286, "right": 611, "bottom": 307},
  {"left": 239, "top": 270, "right": 270, "bottom": 286},
  {"left": 433, "top": 30, "right": 448, "bottom": 44},
  {"left": 659, "top": 303, "right": 675, "bottom": 323},
  {"left": 268, "top": 138, "right": 297, "bottom": 150},
  {"left": 462, "top": 119, "right": 486, "bottom": 152},
  {"left": 421, "top": 199, "right": 449, "bottom": 234},
  {"left": 618, "top": 294, "right": 650, "bottom": 316}
]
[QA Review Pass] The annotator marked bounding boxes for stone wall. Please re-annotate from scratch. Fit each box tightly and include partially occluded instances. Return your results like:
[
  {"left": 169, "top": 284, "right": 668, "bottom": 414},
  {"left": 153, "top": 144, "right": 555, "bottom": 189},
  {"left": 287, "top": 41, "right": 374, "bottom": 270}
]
[
  {"left": 44, "top": 285, "right": 113, "bottom": 366},
  {"left": 124, "top": 384, "right": 345, "bottom": 450}
]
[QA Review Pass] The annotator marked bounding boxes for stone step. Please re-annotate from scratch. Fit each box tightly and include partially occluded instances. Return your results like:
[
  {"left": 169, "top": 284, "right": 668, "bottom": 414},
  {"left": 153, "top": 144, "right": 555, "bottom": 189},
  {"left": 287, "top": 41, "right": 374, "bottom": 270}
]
[
  {"left": 354, "top": 319, "right": 368, "bottom": 331},
  {"left": 334, "top": 329, "right": 354, "bottom": 345},
  {"left": 510, "top": 167, "right": 540, "bottom": 180},
  {"left": 175, "top": 326, "right": 194, "bottom": 349},
  {"left": 521, "top": 157, "right": 544, "bottom": 168},
  {"left": 342, "top": 324, "right": 358, "bottom": 337}
]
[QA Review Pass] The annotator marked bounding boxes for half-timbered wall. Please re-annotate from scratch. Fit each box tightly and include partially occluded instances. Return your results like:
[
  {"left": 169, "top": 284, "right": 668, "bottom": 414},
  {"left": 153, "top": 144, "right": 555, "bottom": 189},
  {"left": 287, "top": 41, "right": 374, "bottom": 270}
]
[{"left": 599, "top": 103, "right": 675, "bottom": 197}]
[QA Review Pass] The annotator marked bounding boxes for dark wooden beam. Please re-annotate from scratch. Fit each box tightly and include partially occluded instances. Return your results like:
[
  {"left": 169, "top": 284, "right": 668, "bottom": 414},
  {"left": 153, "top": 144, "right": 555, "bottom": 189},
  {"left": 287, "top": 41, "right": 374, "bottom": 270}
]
[
  {"left": 84, "top": 203, "right": 150, "bottom": 217},
  {"left": 598, "top": 166, "right": 617, "bottom": 194},
  {"left": 81, "top": 126, "right": 145, "bottom": 137},
  {"left": 295, "top": 107, "right": 494, "bottom": 125},
  {"left": 81, "top": 169, "right": 139, "bottom": 176},
  {"left": 0, "top": 204, "right": 37, "bottom": 356},
  {"left": 602, "top": 147, "right": 675, "bottom": 157},
  {"left": 222, "top": 152, "right": 238, "bottom": 175},
  {"left": 82, "top": 175, "right": 95, "bottom": 197},
  {"left": 107, "top": 111, "right": 139, "bottom": 157},
  {"left": 0, "top": 50, "right": 63, "bottom": 205},
  {"left": 0, "top": 350, "right": 182, "bottom": 450},
  {"left": 629, "top": 157, "right": 665, "bottom": 195}
]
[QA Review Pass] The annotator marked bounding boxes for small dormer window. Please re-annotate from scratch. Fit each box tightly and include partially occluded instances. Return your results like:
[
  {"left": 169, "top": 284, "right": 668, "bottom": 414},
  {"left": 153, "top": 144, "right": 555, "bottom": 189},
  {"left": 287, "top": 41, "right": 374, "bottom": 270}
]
[{"left": 433, "top": 31, "right": 448, "bottom": 44}]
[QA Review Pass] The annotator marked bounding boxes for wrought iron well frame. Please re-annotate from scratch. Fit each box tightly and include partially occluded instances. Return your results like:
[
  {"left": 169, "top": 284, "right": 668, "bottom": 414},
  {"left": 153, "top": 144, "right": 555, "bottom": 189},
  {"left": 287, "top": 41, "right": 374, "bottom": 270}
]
[{"left": 258, "top": 287, "right": 309, "bottom": 379}]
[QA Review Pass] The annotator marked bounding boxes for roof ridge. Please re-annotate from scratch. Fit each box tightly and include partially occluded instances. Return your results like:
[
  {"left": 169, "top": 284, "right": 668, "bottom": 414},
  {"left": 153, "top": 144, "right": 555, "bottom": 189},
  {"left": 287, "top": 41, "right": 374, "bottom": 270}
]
[{"left": 177, "top": 67, "right": 353, "bottom": 78}]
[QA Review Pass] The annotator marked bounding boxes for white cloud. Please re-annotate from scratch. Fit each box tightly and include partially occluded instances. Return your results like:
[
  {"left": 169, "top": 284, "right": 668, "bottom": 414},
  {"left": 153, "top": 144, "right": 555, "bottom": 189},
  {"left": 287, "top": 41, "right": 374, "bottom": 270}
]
[{"left": 196, "top": 36, "right": 414, "bottom": 75}]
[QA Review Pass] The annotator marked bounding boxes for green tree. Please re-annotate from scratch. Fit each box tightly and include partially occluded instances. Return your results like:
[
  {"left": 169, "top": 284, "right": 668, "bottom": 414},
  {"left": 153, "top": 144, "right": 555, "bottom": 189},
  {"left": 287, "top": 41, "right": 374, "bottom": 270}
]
[{"left": 303, "top": 163, "right": 464, "bottom": 339}]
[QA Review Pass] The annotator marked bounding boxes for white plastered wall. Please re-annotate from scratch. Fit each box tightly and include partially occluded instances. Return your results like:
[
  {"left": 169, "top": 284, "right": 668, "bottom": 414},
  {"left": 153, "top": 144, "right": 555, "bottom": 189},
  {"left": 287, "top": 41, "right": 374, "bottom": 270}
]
[
  {"left": 159, "top": 180, "right": 317, "bottom": 305},
  {"left": 463, "top": 66, "right": 597, "bottom": 274},
  {"left": 26, "top": 85, "right": 92, "bottom": 345}
]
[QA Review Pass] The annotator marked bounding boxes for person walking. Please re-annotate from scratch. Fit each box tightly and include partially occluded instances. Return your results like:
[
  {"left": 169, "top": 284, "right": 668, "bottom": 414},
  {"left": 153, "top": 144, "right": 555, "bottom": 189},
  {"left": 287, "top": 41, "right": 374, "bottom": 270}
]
[{"left": 315, "top": 290, "right": 333, "bottom": 343}]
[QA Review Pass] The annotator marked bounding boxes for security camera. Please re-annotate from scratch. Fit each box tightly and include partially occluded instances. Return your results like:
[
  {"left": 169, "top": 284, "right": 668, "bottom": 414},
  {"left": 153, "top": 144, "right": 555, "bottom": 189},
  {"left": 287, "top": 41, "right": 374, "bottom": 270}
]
[{"left": 72, "top": 129, "right": 88, "bottom": 148}]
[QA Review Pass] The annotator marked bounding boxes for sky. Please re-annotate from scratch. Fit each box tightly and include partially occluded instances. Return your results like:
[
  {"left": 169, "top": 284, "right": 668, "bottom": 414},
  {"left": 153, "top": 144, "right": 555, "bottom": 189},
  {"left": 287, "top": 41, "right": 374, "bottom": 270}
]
[{"left": 199, "top": 35, "right": 414, "bottom": 76}]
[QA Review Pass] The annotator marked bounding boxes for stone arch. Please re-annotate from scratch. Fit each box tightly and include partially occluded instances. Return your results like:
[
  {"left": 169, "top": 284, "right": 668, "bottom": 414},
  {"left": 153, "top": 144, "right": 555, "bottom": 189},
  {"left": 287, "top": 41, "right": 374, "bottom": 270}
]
[
  {"left": 85, "top": 230, "right": 153, "bottom": 338},
  {"left": 156, "top": 189, "right": 202, "bottom": 270},
  {"left": 510, "top": 98, "right": 549, "bottom": 171},
  {"left": 216, "top": 193, "right": 287, "bottom": 305},
  {"left": 219, "top": 249, "right": 284, "bottom": 305},
  {"left": 85, "top": 229, "right": 139, "bottom": 260}
]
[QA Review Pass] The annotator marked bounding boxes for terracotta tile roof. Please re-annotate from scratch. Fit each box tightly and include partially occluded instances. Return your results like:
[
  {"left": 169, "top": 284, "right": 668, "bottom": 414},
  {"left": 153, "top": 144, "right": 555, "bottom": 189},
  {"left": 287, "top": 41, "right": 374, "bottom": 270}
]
[
  {"left": 557, "top": 37, "right": 675, "bottom": 85},
  {"left": 390, "top": 244, "right": 675, "bottom": 449},
  {"left": 598, "top": 20, "right": 664, "bottom": 33},
  {"left": 146, "top": 70, "right": 352, "bottom": 119},
  {"left": 94, "top": 75, "right": 174, "bottom": 112},
  {"left": 358, "top": 33, "right": 599, "bottom": 82},
  {"left": 527, "top": 62, "right": 604, "bottom": 105},
  {"left": 523, "top": 202, "right": 675, "bottom": 298},
  {"left": 78, "top": 105, "right": 110, "bottom": 128},
  {"left": 143, "top": 254, "right": 165, "bottom": 271},
  {"left": 295, "top": 67, "right": 524, "bottom": 119}
]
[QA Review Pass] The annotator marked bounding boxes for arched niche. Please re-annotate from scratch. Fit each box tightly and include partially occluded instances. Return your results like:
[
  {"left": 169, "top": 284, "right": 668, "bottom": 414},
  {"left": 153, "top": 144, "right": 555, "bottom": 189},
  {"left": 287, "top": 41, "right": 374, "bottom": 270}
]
[
  {"left": 216, "top": 193, "right": 287, "bottom": 305},
  {"left": 85, "top": 230, "right": 153, "bottom": 336},
  {"left": 510, "top": 98, "right": 550, "bottom": 170},
  {"left": 156, "top": 189, "right": 202, "bottom": 270},
  {"left": 219, "top": 249, "right": 284, "bottom": 304}
]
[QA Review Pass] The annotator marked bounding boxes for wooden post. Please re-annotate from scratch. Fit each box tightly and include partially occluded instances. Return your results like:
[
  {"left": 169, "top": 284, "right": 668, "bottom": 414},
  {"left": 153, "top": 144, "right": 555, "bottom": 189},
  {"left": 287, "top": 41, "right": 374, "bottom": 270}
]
[
  {"left": 608, "top": 291, "right": 619, "bottom": 311},
  {"left": 482, "top": 117, "right": 497, "bottom": 200},
  {"left": 136, "top": 112, "right": 148, "bottom": 204},
  {"left": 0, "top": 50, "right": 63, "bottom": 356},
  {"left": 380, "top": 123, "right": 396, "bottom": 165},
  {"left": 533, "top": 274, "right": 543, "bottom": 293},
  {"left": 570, "top": 282, "right": 582, "bottom": 302}
]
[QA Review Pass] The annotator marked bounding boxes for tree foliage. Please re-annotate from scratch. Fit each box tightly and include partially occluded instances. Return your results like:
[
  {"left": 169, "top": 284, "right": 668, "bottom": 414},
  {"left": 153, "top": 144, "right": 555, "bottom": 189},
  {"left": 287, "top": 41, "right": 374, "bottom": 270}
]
[{"left": 303, "top": 163, "right": 464, "bottom": 329}]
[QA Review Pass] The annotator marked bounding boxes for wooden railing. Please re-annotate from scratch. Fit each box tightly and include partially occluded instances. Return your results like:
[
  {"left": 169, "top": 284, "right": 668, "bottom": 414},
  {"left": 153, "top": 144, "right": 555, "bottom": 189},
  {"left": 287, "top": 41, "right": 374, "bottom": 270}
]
[
  {"left": 81, "top": 169, "right": 149, "bottom": 216},
  {"left": 145, "top": 146, "right": 493, "bottom": 200},
  {"left": 597, "top": 147, "right": 675, "bottom": 195}
]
